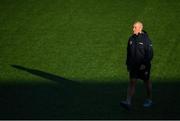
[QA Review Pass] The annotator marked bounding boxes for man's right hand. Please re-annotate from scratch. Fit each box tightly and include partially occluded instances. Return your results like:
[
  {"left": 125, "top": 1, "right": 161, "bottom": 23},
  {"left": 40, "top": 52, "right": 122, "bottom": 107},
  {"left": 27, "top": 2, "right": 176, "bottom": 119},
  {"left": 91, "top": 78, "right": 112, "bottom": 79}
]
[{"left": 139, "top": 65, "right": 146, "bottom": 70}]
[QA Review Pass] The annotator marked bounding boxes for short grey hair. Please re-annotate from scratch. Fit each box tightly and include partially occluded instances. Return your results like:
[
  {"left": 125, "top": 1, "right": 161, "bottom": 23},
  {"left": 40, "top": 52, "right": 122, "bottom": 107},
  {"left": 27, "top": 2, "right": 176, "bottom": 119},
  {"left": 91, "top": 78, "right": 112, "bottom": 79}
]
[{"left": 134, "top": 21, "right": 143, "bottom": 29}]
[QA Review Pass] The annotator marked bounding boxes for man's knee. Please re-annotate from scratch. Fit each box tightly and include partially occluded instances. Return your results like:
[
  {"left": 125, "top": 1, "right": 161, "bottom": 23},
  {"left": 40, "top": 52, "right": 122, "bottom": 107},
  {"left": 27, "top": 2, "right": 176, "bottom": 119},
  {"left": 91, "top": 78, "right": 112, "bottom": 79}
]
[
  {"left": 129, "top": 78, "right": 137, "bottom": 85},
  {"left": 143, "top": 79, "right": 151, "bottom": 84}
]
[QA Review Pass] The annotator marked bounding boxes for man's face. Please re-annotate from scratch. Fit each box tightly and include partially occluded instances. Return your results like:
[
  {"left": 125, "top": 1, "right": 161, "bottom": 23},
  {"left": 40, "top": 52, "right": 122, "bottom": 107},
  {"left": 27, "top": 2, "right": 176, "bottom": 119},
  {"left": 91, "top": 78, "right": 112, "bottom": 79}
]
[{"left": 133, "top": 23, "right": 142, "bottom": 35}]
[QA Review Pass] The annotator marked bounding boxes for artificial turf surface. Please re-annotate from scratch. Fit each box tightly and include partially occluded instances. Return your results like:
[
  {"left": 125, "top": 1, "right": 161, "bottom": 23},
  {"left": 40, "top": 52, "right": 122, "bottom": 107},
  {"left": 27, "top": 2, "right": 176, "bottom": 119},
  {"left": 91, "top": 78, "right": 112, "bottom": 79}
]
[{"left": 0, "top": 0, "right": 180, "bottom": 119}]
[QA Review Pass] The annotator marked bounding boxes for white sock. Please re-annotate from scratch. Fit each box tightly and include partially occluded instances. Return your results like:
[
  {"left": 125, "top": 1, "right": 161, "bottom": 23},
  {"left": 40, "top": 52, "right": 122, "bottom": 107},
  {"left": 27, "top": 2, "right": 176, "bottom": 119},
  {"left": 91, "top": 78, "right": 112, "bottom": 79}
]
[{"left": 126, "top": 96, "right": 131, "bottom": 105}]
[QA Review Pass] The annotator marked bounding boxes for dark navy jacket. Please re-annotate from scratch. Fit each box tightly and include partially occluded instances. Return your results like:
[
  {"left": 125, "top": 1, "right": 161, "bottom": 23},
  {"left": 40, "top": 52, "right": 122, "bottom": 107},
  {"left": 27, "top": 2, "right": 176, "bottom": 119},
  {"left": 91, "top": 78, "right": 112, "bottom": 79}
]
[{"left": 126, "top": 30, "right": 153, "bottom": 70}]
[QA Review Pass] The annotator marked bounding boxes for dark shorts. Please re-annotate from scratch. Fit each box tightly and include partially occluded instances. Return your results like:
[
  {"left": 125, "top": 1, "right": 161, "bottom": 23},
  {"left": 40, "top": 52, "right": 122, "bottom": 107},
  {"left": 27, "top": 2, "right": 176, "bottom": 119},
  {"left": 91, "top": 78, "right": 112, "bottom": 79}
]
[{"left": 129, "top": 64, "right": 151, "bottom": 81}]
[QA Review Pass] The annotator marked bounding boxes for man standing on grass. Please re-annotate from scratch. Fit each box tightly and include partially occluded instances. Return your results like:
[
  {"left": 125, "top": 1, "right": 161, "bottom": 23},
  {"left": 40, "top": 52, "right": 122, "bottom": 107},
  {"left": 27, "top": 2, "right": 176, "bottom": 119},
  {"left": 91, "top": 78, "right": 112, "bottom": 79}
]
[{"left": 120, "top": 21, "right": 153, "bottom": 110}]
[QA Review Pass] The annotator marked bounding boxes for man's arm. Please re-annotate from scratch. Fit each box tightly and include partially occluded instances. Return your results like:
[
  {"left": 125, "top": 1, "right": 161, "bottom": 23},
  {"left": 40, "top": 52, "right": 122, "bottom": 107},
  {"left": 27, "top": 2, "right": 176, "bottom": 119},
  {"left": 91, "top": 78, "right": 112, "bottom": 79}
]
[
  {"left": 126, "top": 39, "right": 131, "bottom": 71},
  {"left": 143, "top": 37, "right": 153, "bottom": 65}
]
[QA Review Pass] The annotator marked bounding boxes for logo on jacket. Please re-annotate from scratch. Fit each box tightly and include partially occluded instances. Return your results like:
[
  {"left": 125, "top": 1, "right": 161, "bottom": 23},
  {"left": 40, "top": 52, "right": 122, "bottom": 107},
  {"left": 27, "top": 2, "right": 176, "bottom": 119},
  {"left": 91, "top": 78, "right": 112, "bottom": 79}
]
[
  {"left": 129, "top": 41, "right": 132, "bottom": 45},
  {"left": 139, "top": 42, "right": 143, "bottom": 45}
]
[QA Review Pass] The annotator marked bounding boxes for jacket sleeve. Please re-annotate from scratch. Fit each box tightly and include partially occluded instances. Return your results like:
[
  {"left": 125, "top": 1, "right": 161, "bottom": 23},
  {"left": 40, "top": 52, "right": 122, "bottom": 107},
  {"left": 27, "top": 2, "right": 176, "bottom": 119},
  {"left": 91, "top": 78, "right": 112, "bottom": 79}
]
[
  {"left": 126, "top": 38, "right": 131, "bottom": 70},
  {"left": 143, "top": 37, "right": 153, "bottom": 65}
]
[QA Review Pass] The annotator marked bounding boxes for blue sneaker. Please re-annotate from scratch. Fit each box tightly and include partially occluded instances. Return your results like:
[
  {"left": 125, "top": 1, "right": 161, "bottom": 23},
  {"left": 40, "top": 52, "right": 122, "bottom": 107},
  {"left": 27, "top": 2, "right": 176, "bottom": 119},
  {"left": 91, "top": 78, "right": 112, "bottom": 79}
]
[
  {"left": 120, "top": 101, "right": 131, "bottom": 110},
  {"left": 143, "top": 99, "right": 153, "bottom": 108}
]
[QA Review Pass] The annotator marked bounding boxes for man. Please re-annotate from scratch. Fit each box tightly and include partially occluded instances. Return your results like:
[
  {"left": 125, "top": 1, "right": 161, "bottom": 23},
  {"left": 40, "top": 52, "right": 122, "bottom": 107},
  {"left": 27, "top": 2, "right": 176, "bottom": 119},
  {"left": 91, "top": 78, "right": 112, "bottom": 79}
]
[{"left": 120, "top": 21, "right": 153, "bottom": 110}]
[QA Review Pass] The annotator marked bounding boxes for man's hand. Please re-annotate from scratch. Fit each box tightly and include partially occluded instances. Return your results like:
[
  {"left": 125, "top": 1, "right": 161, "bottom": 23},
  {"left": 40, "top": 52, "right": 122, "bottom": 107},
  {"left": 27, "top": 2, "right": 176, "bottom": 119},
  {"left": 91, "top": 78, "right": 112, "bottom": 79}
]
[{"left": 140, "top": 64, "right": 146, "bottom": 70}]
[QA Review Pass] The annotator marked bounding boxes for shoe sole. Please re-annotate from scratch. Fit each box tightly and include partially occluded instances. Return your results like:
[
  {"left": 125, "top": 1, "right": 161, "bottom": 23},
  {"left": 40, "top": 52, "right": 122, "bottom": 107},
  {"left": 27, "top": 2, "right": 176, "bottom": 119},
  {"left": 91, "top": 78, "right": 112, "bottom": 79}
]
[{"left": 120, "top": 102, "right": 131, "bottom": 111}]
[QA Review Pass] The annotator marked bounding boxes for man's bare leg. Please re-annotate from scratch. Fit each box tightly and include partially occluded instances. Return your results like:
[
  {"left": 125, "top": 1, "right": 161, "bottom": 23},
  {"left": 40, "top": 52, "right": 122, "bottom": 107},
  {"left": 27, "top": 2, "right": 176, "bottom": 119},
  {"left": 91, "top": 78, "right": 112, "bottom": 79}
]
[
  {"left": 126, "top": 78, "right": 137, "bottom": 105},
  {"left": 120, "top": 78, "right": 137, "bottom": 110},
  {"left": 144, "top": 79, "right": 152, "bottom": 100},
  {"left": 143, "top": 79, "right": 153, "bottom": 107}
]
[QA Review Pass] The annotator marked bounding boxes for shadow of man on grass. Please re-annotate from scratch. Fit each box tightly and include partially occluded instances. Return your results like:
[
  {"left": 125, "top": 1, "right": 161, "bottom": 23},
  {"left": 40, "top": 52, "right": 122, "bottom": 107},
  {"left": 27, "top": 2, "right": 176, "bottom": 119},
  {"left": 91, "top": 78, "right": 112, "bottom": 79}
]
[
  {"left": 8, "top": 64, "right": 127, "bottom": 119},
  {"left": 4, "top": 64, "right": 180, "bottom": 120}
]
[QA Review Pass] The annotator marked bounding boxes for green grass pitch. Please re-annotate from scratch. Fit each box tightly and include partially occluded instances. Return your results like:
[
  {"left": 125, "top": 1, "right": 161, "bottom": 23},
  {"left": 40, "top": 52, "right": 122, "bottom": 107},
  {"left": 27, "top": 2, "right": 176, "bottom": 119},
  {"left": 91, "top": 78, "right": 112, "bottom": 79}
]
[{"left": 0, "top": 0, "right": 180, "bottom": 119}]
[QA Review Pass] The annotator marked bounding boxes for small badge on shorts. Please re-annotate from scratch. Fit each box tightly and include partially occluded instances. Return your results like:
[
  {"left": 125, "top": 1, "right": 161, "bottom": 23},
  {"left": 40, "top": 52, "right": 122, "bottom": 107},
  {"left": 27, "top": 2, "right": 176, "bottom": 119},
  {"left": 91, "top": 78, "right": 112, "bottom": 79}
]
[{"left": 145, "top": 71, "right": 148, "bottom": 75}]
